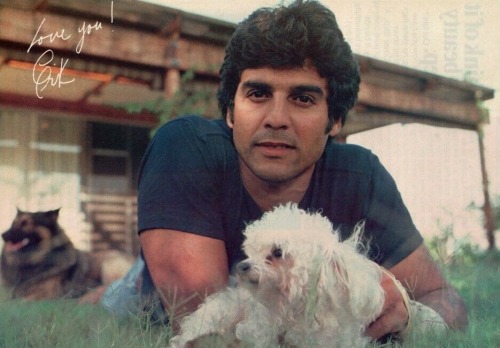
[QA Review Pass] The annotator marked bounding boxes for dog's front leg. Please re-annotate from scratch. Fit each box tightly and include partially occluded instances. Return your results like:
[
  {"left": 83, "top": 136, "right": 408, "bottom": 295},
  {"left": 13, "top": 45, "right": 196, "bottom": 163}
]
[
  {"left": 234, "top": 298, "right": 280, "bottom": 347},
  {"left": 169, "top": 288, "right": 251, "bottom": 348}
]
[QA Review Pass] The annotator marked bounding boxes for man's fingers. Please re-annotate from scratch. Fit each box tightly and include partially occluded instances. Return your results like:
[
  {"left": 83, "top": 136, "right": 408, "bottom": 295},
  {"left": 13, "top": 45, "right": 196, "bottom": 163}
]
[
  {"left": 366, "top": 313, "right": 390, "bottom": 339},
  {"left": 366, "top": 270, "right": 409, "bottom": 339},
  {"left": 366, "top": 301, "right": 408, "bottom": 339}
]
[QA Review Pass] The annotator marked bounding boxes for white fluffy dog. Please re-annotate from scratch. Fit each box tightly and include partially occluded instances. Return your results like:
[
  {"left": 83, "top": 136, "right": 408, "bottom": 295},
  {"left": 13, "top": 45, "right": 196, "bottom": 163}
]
[{"left": 170, "top": 204, "right": 385, "bottom": 348}]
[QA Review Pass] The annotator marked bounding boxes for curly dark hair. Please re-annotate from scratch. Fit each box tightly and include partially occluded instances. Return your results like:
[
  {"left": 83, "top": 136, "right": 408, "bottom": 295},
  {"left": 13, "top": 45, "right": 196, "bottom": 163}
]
[{"left": 217, "top": 0, "right": 360, "bottom": 130}]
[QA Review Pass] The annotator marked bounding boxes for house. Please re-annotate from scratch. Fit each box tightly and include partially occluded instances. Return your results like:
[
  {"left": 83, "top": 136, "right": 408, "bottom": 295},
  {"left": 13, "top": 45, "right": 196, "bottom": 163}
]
[{"left": 0, "top": 0, "right": 494, "bottom": 255}]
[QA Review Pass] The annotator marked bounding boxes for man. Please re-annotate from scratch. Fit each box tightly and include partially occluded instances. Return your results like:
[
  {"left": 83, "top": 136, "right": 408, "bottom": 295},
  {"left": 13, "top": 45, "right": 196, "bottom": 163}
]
[{"left": 137, "top": 0, "right": 467, "bottom": 339}]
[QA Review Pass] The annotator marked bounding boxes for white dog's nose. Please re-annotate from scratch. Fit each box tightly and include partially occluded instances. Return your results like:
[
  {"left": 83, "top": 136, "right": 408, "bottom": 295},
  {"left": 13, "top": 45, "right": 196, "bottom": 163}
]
[
  {"left": 236, "top": 261, "right": 259, "bottom": 285},
  {"left": 236, "top": 261, "right": 251, "bottom": 274}
]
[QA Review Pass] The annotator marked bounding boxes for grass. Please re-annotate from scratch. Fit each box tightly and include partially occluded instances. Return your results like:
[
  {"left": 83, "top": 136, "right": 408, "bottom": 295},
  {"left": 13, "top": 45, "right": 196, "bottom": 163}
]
[
  {"left": 439, "top": 252, "right": 500, "bottom": 347},
  {"left": 1, "top": 251, "right": 499, "bottom": 347},
  {"left": 0, "top": 295, "right": 171, "bottom": 348}
]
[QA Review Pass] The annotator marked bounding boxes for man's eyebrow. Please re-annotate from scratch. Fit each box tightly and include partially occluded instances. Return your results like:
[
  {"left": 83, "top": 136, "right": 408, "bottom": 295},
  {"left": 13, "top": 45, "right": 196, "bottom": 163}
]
[
  {"left": 291, "top": 85, "right": 326, "bottom": 96},
  {"left": 241, "top": 81, "right": 273, "bottom": 93},
  {"left": 241, "top": 81, "right": 326, "bottom": 96}
]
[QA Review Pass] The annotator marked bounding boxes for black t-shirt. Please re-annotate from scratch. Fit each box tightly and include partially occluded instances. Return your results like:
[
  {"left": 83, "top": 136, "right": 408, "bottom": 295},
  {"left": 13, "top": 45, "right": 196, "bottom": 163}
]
[{"left": 138, "top": 116, "right": 422, "bottom": 271}]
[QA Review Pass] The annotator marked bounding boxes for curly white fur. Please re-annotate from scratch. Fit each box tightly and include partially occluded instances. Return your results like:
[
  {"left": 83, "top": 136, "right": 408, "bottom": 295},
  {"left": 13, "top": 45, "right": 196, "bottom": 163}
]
[{"left": 170, "top": 204, "right": 385, "bottom": 348}]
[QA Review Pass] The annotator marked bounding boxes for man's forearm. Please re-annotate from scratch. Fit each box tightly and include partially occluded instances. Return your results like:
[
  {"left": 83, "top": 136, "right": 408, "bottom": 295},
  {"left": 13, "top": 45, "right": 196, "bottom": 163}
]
[
  {"left": 417, "top": 286, "right": 468, "bottom": 330},
  {"left": 140, "top": 229, "right": 229, "bottom": 331},
  {"left": 156, "top": 284, "right": 210, "bottom": 331}
]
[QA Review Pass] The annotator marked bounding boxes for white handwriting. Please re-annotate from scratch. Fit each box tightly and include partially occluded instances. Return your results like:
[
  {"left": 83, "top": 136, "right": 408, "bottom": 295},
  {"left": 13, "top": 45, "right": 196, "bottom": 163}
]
[
  {"left": 28, "top": 18, "right": 104, "bottom": 98},
  {"left": 76, "top": 21, "right": 103, "bottom": 53},
  {"left": 28, "top": 18, "right": 72, "bottom": 53},
  {"left": 33, "top": 50, "right": 75, "bottom": 99}
]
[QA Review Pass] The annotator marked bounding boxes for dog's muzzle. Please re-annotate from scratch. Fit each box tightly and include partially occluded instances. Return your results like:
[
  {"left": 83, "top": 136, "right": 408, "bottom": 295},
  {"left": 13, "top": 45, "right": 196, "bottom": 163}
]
[
  {"left": 1, "top": 228, "right": 39, "bottom": 253},
  {"left": 236, "top": 261, "right": 259, "bottom": 285},
  {"left": 236, "top": 261, "right": 251, "bottom": 273}
]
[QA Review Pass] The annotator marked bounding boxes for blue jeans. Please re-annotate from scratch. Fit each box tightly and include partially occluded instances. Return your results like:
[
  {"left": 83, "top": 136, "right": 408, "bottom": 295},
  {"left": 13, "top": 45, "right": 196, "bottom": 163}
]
[
  {"left": 100, "top": 255, "right": 167, "bottom": 323},
  {"left": 100, "top": 255, "right": 145, "bottom": 317}
]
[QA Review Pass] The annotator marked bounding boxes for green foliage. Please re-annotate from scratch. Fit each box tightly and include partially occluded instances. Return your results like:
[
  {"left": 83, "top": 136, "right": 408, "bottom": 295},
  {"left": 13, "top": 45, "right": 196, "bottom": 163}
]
[
  {"left": 426, "top": 221, "right": 480, "bottom": 266},
  {"left": 468, "top": 195, "right": 500, "bottom": 228},
  {"left": 115, "top": 70, "right": 216, "bottom": 137},
  {"left": 492, "top": 195, "right": 500, "bottom": 228}
]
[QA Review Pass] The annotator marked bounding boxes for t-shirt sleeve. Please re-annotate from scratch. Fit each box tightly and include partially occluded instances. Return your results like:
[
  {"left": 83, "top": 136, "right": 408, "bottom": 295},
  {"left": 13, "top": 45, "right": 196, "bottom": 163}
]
[
  {"left": 137, "top": 118, "right": 225, "bottom": 239},
  {"left": 364, "top": 154, "right": 423, "bottom": 269}
]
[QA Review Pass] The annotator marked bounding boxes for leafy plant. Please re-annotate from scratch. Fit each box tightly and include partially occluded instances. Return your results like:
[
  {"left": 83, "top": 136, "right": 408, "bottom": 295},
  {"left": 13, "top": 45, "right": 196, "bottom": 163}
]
[
  {"left": 116, "top": 70, "right": 217, "bottom": 137},
  {"left": 427, "top": 220, "right": 480, "bottom": 266}
]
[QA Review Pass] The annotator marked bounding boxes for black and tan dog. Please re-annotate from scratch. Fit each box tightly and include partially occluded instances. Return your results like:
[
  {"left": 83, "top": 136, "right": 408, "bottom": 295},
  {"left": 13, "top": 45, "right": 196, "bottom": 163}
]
[{"left": 1, "top": 208, "right": 132, "bottom": 302}]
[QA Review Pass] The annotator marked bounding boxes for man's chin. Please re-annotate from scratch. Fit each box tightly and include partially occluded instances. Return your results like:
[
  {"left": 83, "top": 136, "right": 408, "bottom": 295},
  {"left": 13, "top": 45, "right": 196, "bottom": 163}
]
[{"left": 253, "top": 170, "right": 297, "bottom": 185}]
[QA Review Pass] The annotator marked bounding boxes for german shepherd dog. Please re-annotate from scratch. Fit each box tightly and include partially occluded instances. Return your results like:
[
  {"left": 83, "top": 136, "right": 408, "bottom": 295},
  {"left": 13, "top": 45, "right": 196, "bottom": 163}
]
[{"left": 1, "top": 209, "right": 132, "bottom": 301}]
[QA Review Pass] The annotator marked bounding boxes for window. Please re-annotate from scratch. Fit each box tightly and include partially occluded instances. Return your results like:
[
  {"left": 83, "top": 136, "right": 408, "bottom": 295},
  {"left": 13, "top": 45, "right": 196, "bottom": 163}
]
[{"left": 87, "top": 122, "right": 149, "bottom": 194}]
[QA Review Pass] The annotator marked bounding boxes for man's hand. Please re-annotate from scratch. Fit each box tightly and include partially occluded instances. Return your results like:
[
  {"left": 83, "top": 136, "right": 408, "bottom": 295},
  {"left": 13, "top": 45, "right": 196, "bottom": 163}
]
[
  {"left": 366, "top": 270, "right": 409, "bottom": 339},
  {"left": 367, "top": 244, "right": 468, "bottom": 340}
]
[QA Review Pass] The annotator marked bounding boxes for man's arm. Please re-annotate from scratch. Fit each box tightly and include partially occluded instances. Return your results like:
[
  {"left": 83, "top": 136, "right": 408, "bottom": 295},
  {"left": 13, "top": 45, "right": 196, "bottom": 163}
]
[
  {"left": 367, "top": 244, "right": 467, "bottom": 339},
  {"left": 391, "top": 244, "right": 468, "bottom": 329},
  {"left": 140, "top": 229, "right": 229, "bottom": 330}
]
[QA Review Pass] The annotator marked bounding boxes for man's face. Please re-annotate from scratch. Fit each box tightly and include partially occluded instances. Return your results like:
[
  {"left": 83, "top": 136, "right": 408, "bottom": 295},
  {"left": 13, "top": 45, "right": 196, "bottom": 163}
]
[{"left": 227, "top": 65, "right": 341, "bottom": 184}]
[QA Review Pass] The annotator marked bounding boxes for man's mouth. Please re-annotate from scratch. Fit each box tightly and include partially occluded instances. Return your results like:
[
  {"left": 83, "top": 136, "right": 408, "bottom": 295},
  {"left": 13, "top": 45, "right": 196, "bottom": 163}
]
[
  {"left": 257, "top": 141, "right": 294, "bottom": 148},
  {"left": 255, "top": 142, "right": 295, "bottom": 158}
]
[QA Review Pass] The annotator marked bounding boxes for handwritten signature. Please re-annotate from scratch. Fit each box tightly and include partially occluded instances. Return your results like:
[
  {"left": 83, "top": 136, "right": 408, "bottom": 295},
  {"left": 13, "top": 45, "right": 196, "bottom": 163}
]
[
  {"left": 28, "top": 17, "right": 103, "bottom": 99},
  {"left": 33, "top": 50, "right": 75, "bottom": 99}
]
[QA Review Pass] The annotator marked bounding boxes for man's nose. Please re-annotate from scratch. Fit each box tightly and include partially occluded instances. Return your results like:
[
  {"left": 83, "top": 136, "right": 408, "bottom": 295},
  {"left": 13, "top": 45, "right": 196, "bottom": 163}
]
[{"left": 264, "top": 97, "right": 290, "bottom": 130}]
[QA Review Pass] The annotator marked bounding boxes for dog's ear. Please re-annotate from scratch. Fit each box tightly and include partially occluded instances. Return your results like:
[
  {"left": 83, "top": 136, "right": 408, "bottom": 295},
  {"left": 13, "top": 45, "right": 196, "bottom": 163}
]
[
  {"left": 40, "top": 208, "right": 60, "bottom": 225},
  {"left": 47, "top": 208, "right": 60, "bottom": 220},
  {"left": 303, "top": 251, "right": 347, "bottom": 327},
  {"left": 311, "top": 241, "right": 384, "bottom": 327},
  {"left": 333, "top": 245, "right": 385, "bottom": 323},
  {"left": 46, "top": 208, "right": 60, "bottom": 216}
]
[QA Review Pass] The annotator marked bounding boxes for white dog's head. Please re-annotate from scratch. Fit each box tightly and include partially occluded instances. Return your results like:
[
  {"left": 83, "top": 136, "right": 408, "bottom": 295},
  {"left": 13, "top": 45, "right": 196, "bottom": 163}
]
[{"left": 236, "top": 204, "right": 384, "bottom": 329}]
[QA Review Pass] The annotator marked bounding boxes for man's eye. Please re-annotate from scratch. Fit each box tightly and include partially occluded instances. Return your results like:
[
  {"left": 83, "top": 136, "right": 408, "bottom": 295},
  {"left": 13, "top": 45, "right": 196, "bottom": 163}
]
[
  {"left": 248, "top": 90, "right": 268, "bottom": 100},
  {"left": 293, "top": 95, "right": 315, "bottom": 105}
]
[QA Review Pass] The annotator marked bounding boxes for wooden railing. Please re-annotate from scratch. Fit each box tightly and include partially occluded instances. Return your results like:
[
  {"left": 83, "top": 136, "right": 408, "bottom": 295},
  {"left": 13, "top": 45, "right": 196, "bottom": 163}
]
[{"left": 80, "top": 192, "right": 139, "bottom": 256}]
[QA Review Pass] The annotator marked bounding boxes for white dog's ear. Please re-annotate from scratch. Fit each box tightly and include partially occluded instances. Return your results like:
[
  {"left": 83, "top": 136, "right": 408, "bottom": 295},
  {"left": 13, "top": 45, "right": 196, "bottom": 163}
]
[
  {"left": 312, "top": 241, "right": 384, "bottom": 327},
  {"left": 334, "top": 245, "right": 385, "bottom": 323}
]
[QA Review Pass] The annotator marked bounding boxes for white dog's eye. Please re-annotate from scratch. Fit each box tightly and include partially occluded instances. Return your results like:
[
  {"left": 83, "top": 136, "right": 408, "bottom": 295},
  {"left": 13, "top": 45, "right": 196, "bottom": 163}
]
[{"left": 272, "top": 247, "right": 283, "bottom": 258}]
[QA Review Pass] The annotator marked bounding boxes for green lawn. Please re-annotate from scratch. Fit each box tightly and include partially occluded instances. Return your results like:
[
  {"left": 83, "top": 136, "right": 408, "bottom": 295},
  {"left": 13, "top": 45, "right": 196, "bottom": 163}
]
[
  {"left": 1, "top": 252, "right": 499, "bottom": 348},
  {"left": 0, "top": 294, "right": 171, "bottom": 348}
]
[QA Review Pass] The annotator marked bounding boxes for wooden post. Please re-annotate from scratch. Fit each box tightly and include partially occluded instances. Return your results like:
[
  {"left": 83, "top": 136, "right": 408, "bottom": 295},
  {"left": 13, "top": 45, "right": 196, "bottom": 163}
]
[
  {"left": 477, "top": 122, "right": 496, "bottom": 250},
  {"left": 164, "top": 68, "right": 181, "bottom": 98},
  {"left": 335, "top": 134, "right": 347, "bottom": 143},
  {"left": 164, "top": 18, "right": 181, "bottom": 99}
]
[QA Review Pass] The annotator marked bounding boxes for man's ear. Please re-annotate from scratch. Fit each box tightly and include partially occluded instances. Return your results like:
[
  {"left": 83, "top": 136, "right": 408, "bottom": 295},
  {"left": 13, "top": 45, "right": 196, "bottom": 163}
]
[
  {"left": 226, "top": 109, "right": 234, "bottom": 129},
  {"left": 328, "top": 118, "right": 342, "bottom": 137}
]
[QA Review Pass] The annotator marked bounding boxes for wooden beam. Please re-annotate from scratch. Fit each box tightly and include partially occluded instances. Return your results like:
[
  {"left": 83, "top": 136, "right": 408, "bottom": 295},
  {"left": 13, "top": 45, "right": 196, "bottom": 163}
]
[
  {"left": 0, "top": 92, "right": 157, "bottom": 126},
  {"left": 0, "top": 7, "right": 224, "bottom": 75},
  {"left": 178, "top": 38, "right": 224, "bottom": 75},
  {"left": 78, "top": 78, "right": 113, "bottom": 103},
  {"left": 358, "top": 81, "right": 480, "bottom": 127},
  {"left": 340, "top": 108, "right": 477, "bottom": 137}
]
